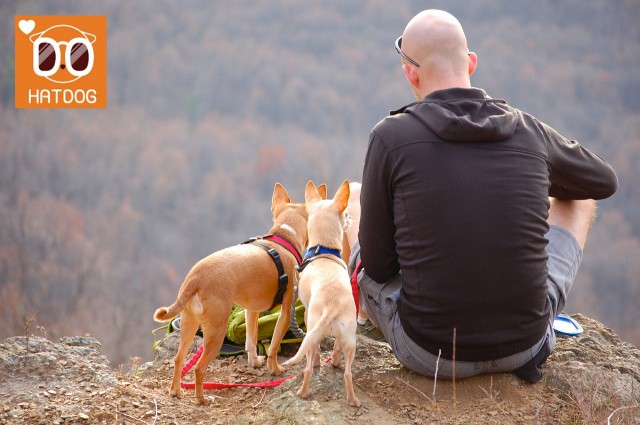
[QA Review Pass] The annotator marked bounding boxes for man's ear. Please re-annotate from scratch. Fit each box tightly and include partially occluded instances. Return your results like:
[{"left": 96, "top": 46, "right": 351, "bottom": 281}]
[
  {"left": 403, "top": 63, "right": 420, "bottom": 90},
  {"left": 468, "top": 52, "right": 478, "bottom": 77}
]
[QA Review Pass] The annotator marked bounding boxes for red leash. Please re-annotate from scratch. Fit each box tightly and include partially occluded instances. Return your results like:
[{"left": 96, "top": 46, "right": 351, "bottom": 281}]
[
  {"left": 181, "top": 375, "right": 298, "bottom": 390},
  {"left": 350, "top": 260, "right": 363, "bottom": 317},
  {"left": 180, "top": 345, "right": 300, "bottom": 390}
]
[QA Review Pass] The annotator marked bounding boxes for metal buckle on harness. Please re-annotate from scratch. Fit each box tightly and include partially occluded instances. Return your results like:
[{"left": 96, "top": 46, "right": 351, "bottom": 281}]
[{"left": 242, "top": 234, "right": 268, "bottom": 245}]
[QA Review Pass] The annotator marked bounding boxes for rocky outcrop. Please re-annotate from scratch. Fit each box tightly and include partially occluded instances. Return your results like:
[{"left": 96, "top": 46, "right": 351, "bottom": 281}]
[{"left": 1, "top": 314, "right": 638, "bottom": 424}]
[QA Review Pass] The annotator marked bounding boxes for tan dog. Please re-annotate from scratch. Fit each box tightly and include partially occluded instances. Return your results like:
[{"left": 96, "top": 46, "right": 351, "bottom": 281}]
[
  {"left": 284, "top": 180, "right": 361, "bottom": 407},
  {"left": 340, "top": 181, "right": 360, "bottom": 265},
  {"left": 154, "top": 183, "right": 308, "bottom": 405},
  {"left": 341, "top": 182, "right": 369, "bottom": 324}
]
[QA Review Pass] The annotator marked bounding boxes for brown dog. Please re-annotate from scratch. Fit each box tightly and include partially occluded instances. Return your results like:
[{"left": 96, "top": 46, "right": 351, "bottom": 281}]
[
  {"left": 284, "top": 180, "right": 361, "bottom": 407},
  {"left": 154, "top": 183, "right": 308, "bottom": 405}
]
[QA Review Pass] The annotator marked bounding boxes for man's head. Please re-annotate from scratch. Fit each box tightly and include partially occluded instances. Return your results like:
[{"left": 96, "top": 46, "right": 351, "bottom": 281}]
[{"left": 397, "top": 10, "right": 477, "bottom": 100}]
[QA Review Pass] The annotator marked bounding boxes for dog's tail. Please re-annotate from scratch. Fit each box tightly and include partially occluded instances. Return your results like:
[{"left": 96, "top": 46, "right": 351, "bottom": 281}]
[
  {"left": 283, "top": 312, "right": 331, "bottom": 366},
  {"left": 153, "top": 280, "right": 200, "bottom": 323},
  {"left": 153, "top": 305, "right": 180, "bottom": 323}
]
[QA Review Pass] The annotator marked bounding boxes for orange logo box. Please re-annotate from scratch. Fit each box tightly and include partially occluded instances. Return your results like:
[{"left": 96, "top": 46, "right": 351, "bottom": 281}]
[{"left": 15, "top": 16, "right": 107, "bottom": 109}]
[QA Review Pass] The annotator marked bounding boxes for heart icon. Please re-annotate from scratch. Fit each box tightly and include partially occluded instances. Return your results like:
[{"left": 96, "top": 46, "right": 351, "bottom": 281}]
[{"left": 19, "top": 19, "right": 35, "bottom": 35}]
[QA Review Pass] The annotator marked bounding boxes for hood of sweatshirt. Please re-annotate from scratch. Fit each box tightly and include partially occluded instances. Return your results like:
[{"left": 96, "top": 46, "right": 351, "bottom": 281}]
[{"left": 391, "top": 88, "right": 519, "bottom": 143}]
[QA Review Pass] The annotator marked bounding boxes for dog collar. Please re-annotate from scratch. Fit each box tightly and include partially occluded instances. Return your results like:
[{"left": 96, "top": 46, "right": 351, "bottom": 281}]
[
  {"left": 297, "top": 245, "right": 344, "bottom": 274},
  {"left": 303, "top": 245, "right": 342, "bottom": 261}
]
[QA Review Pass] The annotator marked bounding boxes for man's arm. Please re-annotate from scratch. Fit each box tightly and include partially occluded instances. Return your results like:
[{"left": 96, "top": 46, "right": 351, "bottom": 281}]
[
  {"left": 540, "top": 120, "right": 618, "bottom": 200},
  {"left": 359, "top": 131, "right": 400, "bottom": 283}
]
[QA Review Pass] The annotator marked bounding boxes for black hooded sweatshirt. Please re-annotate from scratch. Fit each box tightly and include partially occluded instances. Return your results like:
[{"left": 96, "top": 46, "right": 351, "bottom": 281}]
[{"left": 359, "top": 87, "right": 618, "bottom": 361}]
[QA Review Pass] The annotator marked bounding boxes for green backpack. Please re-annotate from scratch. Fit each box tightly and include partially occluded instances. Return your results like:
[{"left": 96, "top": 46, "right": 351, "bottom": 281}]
[{"left": 153, "top": 301, "right": 306, "bottom": 356}]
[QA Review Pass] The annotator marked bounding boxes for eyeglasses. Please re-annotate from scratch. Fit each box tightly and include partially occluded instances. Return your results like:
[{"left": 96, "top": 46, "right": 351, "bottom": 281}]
[
  {"left": 395, "top": 36, "right": 472, "bottom": 68},
  {"left": 395, "top": 36, "right": 420, "bottom": 67},
  {"left": 32, "top": 37, "right": 94, "bottom": 77}
]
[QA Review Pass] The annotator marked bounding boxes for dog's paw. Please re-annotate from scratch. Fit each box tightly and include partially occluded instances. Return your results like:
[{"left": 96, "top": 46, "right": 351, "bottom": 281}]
[
  {"left": 348, "top": 396, "right": 361, "bottom": 408},
  {"left": 195, "top": 396, "right": 211, "bottom": 406},
  {"left": 283, "top": 358, "right": 300, "bottom": 368},
  {"left": 267, "top": 359, "right": 285, "bottom": 376},
  {"left": 169, "top": 388, "right": 182, "bottom": 399},
  {"left": 297, "top": 388, "right": 312, "bottom": 399},
  {"left": 248, "top": 354, "right": 265, "bottom": 368}
]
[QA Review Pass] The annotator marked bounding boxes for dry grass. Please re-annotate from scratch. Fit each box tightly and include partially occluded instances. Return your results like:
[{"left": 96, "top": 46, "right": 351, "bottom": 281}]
[{"left": 560, "top": 374, "right": 640, "bottom": 424}]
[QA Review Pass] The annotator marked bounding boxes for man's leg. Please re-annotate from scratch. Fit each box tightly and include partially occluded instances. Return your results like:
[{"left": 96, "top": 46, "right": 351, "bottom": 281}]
[
  {"left": 544, "top": 198, "right": 596, "bottom": 346},
  {"left": 348, "top": 241, "right": 388, "bottom": 341},
  {"left": 547, "top": 198, "right": 596, "bottom": 249},
  {"left": 512, "top": 199, "right": 598, "bottom": 382},
  {"left": 545, "top": 198, "right": 596, "bottom": 318}
]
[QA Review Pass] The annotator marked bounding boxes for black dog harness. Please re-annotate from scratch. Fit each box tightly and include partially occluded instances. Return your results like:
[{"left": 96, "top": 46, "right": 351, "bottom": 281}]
[{"left": 243, "top": 234, "right": 303, "bottom": 310}]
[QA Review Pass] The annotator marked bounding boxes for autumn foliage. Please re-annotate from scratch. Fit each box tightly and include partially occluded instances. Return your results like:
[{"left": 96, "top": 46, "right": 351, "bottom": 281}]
[{"left": 0, "top": 1, "right": 638, "bottom": 365}]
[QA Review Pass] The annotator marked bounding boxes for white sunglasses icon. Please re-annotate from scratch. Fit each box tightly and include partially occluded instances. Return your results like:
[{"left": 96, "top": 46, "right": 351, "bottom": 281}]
[{"left": 29, "top": 25, "right": 96, "bottom": 81}]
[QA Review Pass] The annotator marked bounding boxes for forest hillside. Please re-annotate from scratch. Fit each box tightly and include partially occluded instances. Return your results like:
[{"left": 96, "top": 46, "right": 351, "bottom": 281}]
[{"left": 1, "top": 0, "right": 639, "bottom": 366}]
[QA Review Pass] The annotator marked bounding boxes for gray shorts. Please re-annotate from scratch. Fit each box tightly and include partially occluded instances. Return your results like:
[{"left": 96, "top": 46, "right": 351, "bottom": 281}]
[{"left": 349, "top": 225, "right": 583, "bottom": 379}]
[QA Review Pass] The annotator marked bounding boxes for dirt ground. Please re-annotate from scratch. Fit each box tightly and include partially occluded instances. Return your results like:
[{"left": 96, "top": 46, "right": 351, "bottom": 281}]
[
  {"left": 0, "top": 336, "right": 563, "bottom": 425},
  {"left": 144, "top": 334, "right": 568, "bottom": 425},
  {"left": 1, "top": 314, "right": 639, "bottom": 424}
]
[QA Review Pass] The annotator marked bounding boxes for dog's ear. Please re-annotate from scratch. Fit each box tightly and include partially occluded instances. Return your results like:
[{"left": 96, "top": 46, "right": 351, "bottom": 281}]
[
  {"left": 317, "top": 184, "right": 328, "bottom": 200},
  {"left": 272, "top": 182, "right": 291, "bottom": 213},
  {"left": 332, "top": 179, "right": 350, "bottom": 213},
  {"left": 305, "top": 180, "right": 322, "bottom": 204}
]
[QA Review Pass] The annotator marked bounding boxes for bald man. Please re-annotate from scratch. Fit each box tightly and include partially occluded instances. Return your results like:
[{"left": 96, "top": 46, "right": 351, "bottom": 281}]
[{"left": 349, "top": 10, "right": 617, "bottom": 383}]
